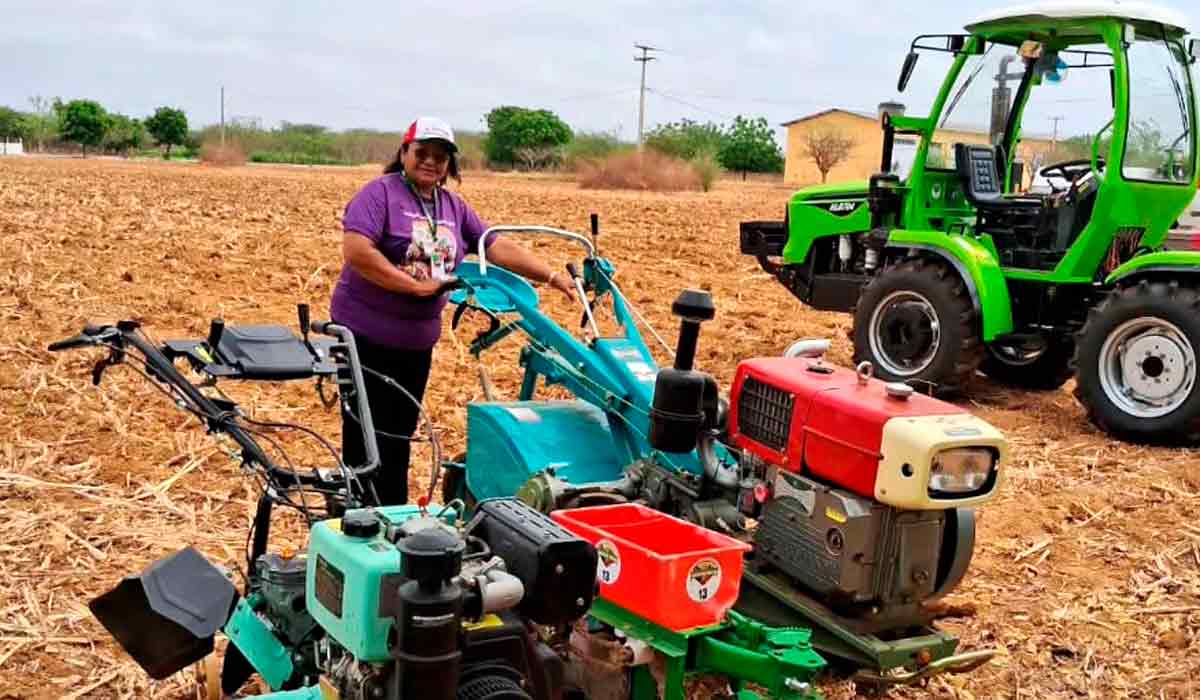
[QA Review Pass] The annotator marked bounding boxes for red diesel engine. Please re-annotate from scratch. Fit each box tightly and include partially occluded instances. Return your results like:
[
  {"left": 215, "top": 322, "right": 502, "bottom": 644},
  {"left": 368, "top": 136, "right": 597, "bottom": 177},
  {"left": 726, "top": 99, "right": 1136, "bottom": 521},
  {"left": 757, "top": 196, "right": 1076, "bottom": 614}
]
[{"left": 728, "top": 352, "right": 1006, "bottom": 622}]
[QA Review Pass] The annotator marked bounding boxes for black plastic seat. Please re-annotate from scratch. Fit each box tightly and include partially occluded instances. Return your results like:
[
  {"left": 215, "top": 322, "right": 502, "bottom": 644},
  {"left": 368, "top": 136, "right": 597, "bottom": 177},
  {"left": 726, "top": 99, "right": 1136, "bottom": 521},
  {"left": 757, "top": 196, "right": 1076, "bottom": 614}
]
[{"left": 954, "top": 144, "right": 1043, "bottom": 210}]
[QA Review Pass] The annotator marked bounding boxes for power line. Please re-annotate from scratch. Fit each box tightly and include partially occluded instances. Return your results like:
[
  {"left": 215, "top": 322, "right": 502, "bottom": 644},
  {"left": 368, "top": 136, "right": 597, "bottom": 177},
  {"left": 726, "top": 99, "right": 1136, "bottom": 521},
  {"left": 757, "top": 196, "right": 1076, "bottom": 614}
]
[{"left": 646, "top": 88, "right": 735, "bottom": 121}]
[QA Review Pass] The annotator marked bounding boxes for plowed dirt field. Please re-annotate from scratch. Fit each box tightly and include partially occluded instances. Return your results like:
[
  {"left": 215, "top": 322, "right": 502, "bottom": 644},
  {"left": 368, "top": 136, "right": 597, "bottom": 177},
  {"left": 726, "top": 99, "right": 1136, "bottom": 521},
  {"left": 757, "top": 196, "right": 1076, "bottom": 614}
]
[{"left": 1, "top": 157, "right": 1197, "bottom": 699}]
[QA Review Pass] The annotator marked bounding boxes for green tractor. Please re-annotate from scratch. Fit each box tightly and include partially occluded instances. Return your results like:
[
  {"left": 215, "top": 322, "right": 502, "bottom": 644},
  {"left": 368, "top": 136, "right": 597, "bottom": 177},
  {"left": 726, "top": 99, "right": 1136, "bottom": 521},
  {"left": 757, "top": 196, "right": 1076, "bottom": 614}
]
[{"left": 742, "top": 3, "right": 1200, "bottom": 442}]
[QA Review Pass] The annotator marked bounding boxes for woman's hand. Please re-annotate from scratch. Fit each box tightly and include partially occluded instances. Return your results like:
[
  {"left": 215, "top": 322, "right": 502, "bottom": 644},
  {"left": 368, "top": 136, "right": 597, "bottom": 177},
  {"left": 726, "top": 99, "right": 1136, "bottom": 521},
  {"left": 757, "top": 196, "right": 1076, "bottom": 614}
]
[
  {"left": 546, "top": 270, "right": 577, "bottom": 300},
  {"left": 409, "top": 277, "right": 454, "bottom": 297}
]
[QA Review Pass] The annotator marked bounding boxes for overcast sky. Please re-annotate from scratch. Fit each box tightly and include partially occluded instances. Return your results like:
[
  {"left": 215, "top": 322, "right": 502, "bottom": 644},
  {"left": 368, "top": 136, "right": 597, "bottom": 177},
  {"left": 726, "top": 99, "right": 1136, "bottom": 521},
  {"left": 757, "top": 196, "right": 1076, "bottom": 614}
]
[{"left": 1, "top": 1, "right": 1195, "bottom": 141}]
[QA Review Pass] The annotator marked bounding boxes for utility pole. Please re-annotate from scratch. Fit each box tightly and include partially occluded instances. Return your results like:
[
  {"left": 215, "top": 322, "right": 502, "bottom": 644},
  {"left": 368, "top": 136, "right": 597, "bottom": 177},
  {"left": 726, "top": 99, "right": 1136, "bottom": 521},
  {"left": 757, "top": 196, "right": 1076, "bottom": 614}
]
[
  {"left": 634, "top": 44, "right": 659, "bottom": 149},
  {"left": 1049, "top": 115, "right": 1064, "bottom": 153},
  {"left": 991, "top": 56, "right": 1024, "bottom": 145},
  {"left": 220, "top": 86, "right": 226, "bottom": 146}
]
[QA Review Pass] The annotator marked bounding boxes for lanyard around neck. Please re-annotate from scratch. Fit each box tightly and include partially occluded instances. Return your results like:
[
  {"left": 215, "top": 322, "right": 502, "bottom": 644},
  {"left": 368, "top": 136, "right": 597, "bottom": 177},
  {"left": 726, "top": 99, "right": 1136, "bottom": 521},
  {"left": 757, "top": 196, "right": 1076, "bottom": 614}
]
[{"left": 407, "top": 181, "right": 439, "bottom": 236}]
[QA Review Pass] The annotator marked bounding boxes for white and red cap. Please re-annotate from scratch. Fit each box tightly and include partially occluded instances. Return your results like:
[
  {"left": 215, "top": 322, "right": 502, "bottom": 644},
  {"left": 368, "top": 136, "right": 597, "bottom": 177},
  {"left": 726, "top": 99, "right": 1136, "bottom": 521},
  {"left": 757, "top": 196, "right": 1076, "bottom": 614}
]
[{"left": 402, "top": 116, "right": 457, "bottom": 152}]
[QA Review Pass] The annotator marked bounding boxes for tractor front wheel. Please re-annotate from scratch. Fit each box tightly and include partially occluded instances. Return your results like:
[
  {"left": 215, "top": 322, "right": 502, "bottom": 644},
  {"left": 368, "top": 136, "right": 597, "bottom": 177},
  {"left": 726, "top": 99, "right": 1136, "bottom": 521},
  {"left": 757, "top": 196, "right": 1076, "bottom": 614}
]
[
  {"left": 980, "top": 335, "right": 1075, "bottom": 390},
  {"left": 853, "top": 258, "right": 982, "bottom": 394},
  {"left": 1074, "top": 281, "right": 1200, "bottom": 443}
]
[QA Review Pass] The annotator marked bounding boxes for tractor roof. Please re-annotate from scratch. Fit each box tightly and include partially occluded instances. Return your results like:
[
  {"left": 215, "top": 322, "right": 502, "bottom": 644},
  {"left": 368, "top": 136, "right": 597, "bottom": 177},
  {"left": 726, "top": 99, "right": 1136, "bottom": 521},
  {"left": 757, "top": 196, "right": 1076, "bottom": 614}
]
[{"left": 966, "top": 1, "right": 1191, "bottom": 39}]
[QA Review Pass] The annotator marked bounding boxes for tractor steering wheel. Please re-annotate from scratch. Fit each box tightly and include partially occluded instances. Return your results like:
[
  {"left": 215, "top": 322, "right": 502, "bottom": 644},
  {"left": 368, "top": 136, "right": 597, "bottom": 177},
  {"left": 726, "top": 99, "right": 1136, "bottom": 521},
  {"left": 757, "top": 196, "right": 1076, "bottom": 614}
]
[{"left": 1038, "top": 158, "right": 1105, "bottom": 193}]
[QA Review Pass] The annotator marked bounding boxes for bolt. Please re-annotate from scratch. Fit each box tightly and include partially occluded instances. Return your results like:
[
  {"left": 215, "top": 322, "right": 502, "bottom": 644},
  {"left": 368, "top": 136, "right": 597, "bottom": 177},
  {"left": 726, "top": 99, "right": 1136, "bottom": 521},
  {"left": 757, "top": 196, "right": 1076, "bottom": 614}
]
[
  {"left": 784, "top": 678, "right": 811, "bottom": 693},
  {"left": 913, "top": 569, "right": 930, "bottom": 584},
  {"left": 555, "top": 564, "right": 565, "bottom": 574},
  {"left": 577, "top": 597, "right": 586, "bottom": 607}
]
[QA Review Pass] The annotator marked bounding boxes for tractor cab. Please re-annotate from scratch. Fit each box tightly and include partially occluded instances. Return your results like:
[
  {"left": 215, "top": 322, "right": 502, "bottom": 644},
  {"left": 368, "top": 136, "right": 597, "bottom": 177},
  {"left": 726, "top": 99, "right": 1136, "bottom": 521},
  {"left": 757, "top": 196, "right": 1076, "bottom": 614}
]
[{"left": 890, "top": 4, "right": 1198, "bottom": 273}]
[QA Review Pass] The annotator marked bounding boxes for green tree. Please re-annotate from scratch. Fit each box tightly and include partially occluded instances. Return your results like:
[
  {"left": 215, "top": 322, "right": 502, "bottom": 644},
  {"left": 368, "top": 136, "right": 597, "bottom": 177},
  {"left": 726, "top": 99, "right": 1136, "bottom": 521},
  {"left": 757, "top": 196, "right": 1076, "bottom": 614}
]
[
  {"left": 0, "top": 106, "right": 26, "bottom": 141},
  {"left": 718, "top": 115, "right": 784, "bottom": 178},
  {"left": 59, "top": 99, "right": 109, "bottom": 157},
  {"left": 104, "top": 114, "right": 147, "bottom": 156},
  {"left": 644, "top": 119, "right": 724, "bottom": 160},
  {"left": 145, "top": 107, "right": 189, "bottom": 157},
  {"left": 22, "top": 96, "right": 59, "bottom": 152},
  {"left": 484, "top": 106, "right": 572, "bottom": 168}
]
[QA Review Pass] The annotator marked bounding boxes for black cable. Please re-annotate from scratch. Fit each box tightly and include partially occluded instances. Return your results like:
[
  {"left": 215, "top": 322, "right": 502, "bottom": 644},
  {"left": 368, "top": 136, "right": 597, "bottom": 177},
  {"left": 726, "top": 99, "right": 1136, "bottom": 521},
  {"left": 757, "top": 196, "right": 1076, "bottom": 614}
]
[
  {"left": 359, "top": 365, "right": 444, "bottom": 500},
  {"left": 239, "top": 415, "right": 364, "bottom": 502},
  {"left": 340, "top": 406, "right": 428, "bottom": 442}
]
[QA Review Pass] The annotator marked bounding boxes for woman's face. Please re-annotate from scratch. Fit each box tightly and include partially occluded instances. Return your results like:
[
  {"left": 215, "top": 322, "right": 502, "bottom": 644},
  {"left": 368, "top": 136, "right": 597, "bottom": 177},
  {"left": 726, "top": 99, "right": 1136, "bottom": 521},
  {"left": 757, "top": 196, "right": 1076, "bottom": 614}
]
[{"left": 403, "top": 140, "right": 451, "bottom": 190}]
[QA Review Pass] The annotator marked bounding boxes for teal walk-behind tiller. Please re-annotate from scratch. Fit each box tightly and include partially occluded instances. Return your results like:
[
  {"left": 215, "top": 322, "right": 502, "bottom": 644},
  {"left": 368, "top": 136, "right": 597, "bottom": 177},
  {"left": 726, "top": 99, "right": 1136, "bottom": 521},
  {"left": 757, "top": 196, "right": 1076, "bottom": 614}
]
[
  {"left": 443, "top": 219, "right": 1008, "bottom": 687},
  {"left": 51, "top": 313, "right": 605, "bottom": 700},
  {"left": 51, "top": 303, "right": 826, "bottom": 698}
]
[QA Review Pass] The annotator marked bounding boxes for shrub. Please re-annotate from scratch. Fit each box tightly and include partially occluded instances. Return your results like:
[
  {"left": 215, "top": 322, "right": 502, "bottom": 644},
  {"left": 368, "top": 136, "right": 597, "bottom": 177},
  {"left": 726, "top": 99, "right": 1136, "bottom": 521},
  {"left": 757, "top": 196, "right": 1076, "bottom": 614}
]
[
  {"left": 455, "top": 131, "right": 487, "bottom": 170},
  {"left": 248, "top": 151, "right": 352, "bottom": 166},
  {"left": 564, "top": 131, "right": 629, "bottom": 170},
  {"left": 645, "top": 120, "right": 723, "bottom": 161},
  {"left": 577, "top": 150, "right": 704, "bottom": 192},
  {"left": 200, "top": 140, "right": 247, "bottom": 166},
  {"left": 690, "top": 148, "right": 723, "bottom": 192}
]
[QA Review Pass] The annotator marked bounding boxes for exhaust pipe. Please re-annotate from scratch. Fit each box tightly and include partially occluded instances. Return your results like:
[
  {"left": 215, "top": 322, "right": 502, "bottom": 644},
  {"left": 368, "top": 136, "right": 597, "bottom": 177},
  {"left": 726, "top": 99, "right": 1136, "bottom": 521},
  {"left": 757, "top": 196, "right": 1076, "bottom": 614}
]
[{"left": 784, "top": 339, "right": 830, "bottom": 359}]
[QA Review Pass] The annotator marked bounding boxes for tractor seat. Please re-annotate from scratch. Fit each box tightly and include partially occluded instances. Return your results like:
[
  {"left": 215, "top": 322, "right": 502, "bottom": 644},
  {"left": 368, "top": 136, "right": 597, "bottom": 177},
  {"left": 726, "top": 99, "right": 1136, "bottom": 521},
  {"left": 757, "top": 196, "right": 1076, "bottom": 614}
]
[
  {"left": 954, "top": 143, "right": 1063, "bottom": 269},
  {"left": 954, "top": 144, "right": 1043, "bottom": 211}
]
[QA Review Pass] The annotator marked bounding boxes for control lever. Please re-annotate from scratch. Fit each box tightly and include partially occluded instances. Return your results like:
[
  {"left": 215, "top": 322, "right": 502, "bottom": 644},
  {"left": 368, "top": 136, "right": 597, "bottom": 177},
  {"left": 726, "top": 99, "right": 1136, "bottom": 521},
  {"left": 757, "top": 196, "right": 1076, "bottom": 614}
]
[
  {"left": 297, "top": 304, "right": 310, "bottom": 341},
  {"left": 590, "top": 213, "right": 600, "bottom": 255},
  {"left": 206, "top": 319, "right": 225, "bottom": 359},
  {"left": 567, "top": 263, "right": 600, "bottom": 339}
]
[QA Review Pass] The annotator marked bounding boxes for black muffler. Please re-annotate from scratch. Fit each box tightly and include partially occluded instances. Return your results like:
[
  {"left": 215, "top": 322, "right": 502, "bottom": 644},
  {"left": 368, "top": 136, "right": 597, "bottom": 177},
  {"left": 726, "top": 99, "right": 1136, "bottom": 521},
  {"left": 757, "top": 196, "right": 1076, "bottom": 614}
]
[{"left": 89, "top": 547, "right": 237, "bottom": 679}]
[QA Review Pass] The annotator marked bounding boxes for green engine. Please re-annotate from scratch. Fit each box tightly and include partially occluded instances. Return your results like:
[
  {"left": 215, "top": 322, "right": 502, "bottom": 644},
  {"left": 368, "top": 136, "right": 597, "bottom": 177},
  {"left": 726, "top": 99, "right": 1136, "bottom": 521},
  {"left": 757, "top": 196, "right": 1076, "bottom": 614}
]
[{"left": 90, "top": 499, "right": 599, "bottom": 700}]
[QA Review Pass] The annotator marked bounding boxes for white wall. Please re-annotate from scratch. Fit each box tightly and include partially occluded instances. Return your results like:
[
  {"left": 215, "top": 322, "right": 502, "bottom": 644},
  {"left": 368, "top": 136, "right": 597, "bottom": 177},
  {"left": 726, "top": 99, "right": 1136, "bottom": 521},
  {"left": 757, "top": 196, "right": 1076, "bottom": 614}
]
[{"left": 0, "top": 140, "right": 24, "bottom": 156}]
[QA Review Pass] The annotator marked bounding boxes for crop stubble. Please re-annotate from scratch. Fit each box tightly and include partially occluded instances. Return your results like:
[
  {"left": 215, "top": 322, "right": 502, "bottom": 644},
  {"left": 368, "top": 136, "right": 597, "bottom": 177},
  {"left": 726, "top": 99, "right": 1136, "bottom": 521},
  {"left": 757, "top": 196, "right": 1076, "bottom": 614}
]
[{"left": 0, "top": 158, "right": 1197, "bottom": 699}]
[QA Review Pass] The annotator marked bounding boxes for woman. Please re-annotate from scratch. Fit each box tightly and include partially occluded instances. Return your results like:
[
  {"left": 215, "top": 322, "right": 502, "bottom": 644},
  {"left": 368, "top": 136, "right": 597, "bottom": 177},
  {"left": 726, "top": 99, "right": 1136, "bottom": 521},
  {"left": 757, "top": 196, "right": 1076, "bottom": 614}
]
[{"left": 332, "top": 116, "right": 574, "bottom": 505}]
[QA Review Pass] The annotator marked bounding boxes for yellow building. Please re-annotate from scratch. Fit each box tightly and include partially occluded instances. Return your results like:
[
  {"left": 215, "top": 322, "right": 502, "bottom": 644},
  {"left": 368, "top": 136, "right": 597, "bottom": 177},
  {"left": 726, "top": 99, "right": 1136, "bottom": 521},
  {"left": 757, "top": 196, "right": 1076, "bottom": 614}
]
[{"left": 782, "top": 108, "right": 1054, "bottom": 187}]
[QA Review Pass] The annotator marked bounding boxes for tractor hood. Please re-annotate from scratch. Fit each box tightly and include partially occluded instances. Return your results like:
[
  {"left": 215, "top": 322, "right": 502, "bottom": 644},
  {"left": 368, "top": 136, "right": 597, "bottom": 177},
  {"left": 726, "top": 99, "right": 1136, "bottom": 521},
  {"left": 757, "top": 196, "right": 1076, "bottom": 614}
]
[{"left": 789, "top": 180, "right": 870, "bottom": 205}]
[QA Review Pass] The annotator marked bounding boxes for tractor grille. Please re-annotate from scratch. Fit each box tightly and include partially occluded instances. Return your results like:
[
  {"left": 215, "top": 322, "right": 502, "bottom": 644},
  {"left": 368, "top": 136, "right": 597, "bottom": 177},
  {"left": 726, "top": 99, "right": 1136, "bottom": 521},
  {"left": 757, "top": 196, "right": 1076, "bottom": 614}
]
[{"left": 737, "top": 377, "right": 793, "bottom": 452}]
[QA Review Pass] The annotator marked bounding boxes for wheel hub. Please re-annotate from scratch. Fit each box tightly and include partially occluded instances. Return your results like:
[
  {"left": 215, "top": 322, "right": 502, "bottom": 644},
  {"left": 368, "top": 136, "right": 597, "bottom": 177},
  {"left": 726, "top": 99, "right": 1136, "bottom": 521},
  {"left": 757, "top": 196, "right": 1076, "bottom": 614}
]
[
  {"left": 869, "top": 291, "right": 941, "bottom": 377},
  {"left": 1099, "top": 317, "right": 1197, "bottom": 418},
  {"left": 1121, "top": 334, "right": 1187, "bottom": 400}
]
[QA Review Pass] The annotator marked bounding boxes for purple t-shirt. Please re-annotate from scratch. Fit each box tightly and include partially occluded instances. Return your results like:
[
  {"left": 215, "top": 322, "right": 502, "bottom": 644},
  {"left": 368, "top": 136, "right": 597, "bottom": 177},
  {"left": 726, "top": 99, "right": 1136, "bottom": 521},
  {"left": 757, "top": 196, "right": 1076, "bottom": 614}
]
[{"left": 331, "top": 174, "right": 492, "bottom": 349}]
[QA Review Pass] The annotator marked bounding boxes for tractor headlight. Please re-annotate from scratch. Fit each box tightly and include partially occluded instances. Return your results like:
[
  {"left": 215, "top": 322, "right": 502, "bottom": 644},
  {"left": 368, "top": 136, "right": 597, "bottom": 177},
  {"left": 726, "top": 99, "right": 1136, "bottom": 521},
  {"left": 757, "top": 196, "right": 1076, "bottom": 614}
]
[{"left": 928, "top": 447, "right": 996, "bottom": 496}]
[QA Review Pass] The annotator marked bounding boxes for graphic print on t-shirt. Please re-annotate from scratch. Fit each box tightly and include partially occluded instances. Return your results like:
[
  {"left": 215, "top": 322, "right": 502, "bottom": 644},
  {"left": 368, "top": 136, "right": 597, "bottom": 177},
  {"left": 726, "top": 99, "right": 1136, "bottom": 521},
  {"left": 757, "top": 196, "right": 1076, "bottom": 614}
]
[{"left": 403, "top": 218, "right": 457, "bottom": 281}]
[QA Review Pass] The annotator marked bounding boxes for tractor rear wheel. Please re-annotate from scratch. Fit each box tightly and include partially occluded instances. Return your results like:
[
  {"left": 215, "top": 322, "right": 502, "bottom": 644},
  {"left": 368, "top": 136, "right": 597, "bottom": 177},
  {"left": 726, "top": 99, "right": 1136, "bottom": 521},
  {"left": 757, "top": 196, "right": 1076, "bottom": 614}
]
[
  {"left": 980, "top": 335, "right": 1075, "bottom": 390},
  {"left": 853, "top": 258, "right": 982, "bottom": 394},
  {"left": 1074, "top": 281, "right": 1200, "bottom": 443}
]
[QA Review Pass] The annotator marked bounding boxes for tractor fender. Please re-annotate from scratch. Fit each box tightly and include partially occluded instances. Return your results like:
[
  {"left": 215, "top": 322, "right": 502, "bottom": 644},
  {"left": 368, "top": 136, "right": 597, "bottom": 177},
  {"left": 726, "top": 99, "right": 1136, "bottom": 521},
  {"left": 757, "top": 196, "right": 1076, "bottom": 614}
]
[
  {"left": 1104, "top": 250, "right": 1200, "bottom": 287},
  {"left": 884, "top": 230, "right": 1014, "bottom": 341}
]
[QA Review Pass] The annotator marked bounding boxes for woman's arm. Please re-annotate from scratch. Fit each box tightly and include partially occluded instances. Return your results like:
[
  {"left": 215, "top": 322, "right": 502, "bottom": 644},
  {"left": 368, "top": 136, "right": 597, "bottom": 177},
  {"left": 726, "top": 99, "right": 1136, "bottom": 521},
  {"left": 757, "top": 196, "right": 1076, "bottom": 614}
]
[
  {"left": 343, "top": 233, "right": 444, "bottom": 297},
  {"left": 485, "top": 238, "right": 575, "bottom": 298}
]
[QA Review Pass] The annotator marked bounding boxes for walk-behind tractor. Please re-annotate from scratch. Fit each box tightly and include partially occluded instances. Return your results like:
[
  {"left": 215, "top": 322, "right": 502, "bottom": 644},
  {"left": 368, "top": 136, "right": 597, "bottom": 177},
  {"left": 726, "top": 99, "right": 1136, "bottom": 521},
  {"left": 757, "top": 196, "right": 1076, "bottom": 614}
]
[
  {"left": 51, "top": 308, "right": 827, "bottom": 698},
  {"left": 442, "top": 222, "right": 1006, "bottom": 687},
  {"left": 742, "top": 4, "right": 1200, "bottom": 442}
]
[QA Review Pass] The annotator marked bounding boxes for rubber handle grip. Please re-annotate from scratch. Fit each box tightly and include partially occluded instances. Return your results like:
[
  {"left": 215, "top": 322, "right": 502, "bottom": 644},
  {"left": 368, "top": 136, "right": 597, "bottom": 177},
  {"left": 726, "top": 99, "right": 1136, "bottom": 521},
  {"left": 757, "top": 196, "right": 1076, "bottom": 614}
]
[{"left": 48, "top": 337, "right": 90, "bottom": 352}]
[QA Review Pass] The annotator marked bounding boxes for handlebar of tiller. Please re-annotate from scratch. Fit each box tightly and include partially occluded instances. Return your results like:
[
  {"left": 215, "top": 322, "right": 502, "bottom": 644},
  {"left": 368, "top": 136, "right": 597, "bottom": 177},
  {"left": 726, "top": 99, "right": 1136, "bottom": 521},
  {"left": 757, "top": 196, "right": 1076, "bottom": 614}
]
[
  {"left": 477, "top": 226, "right": 596, "bottom": 276},
  {"left": 49, "top": 321, "right": 375, "bottom": 492}
]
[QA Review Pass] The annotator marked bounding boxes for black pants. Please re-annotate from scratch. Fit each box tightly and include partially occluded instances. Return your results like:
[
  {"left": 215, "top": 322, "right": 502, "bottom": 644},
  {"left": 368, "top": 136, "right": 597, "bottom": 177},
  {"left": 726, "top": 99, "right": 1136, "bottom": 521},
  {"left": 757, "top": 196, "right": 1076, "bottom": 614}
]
[{"left": 340, "top": 334, "right": 433, "bottom": 506}]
